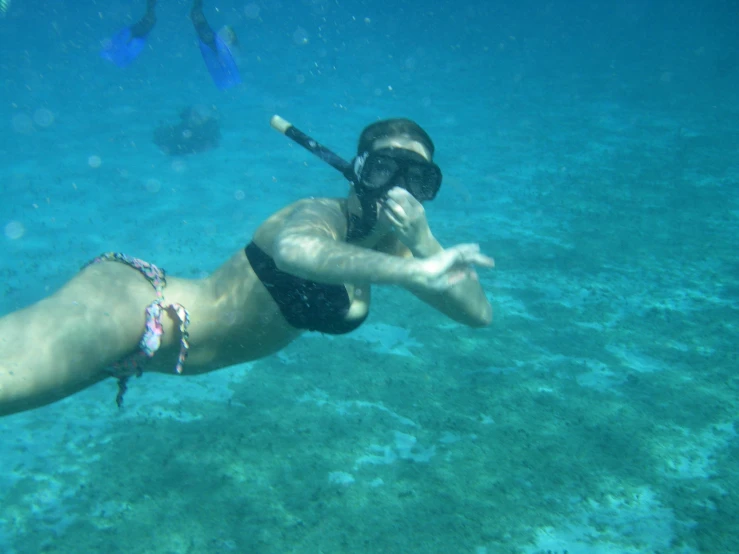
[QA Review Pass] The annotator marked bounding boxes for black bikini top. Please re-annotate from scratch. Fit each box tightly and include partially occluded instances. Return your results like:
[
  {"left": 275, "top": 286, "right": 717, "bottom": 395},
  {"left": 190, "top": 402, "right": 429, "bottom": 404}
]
[{"left": 245, "top": 242, "right": 368, "bottom": 334}]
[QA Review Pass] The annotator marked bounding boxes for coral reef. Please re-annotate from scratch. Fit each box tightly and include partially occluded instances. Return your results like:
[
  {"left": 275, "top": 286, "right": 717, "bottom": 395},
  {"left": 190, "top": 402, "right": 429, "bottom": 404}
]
[{"left": 152, "top": 105, "right": 220, "bottom": 156}]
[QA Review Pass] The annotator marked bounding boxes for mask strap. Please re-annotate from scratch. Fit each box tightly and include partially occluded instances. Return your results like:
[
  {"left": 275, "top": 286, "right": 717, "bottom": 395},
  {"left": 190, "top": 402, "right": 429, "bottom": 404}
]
[
  {"left": 347, "top": 191, "right": 379, "bottom": 242},
  {"left": 352, "top": 152, "right": 368, "bottom": 181}
]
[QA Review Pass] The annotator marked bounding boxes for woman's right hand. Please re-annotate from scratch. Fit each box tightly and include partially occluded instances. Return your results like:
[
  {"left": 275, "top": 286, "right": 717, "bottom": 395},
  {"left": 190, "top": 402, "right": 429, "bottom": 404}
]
[{"left": 406, "top": 244, "right": 494, "bottom": 292}]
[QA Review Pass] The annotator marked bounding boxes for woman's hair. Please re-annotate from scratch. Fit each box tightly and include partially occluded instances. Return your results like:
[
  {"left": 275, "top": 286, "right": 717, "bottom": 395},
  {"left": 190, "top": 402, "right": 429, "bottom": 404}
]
[{"left": 357, "top": 118, "right": 435, "bottom": 157}]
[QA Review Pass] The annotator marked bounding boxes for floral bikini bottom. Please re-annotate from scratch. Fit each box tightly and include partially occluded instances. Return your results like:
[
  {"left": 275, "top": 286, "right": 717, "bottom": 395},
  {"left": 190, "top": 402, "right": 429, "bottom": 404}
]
[{"left": 84, "top": 252, "right": 191, "bottom": 407}]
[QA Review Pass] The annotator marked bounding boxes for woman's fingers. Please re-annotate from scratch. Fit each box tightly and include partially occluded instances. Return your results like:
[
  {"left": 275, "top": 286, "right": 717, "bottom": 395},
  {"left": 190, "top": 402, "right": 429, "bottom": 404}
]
[
  {"left": 383, "top": 198, "right": 410, "bottom": 227},
  {"left": 451, "top": 244, "right": 494, "bottom": 268},
  {"left": 382, "top": 206, "right": 404, "bottom": 228},
  {"left": 471, "top": 253, "right": 495, "bottom": 268},
  {"left": 384, "top": 197, "right": 404, "bottom": 213},
  {"left": 413, "top": 243, "right": 495, "bottom": 291},
  {"left": 386, "top": 187, "right": 416, "bottom": 205},
  {"left": 386, "top": 189, "right": 425, "bottom": 221}
]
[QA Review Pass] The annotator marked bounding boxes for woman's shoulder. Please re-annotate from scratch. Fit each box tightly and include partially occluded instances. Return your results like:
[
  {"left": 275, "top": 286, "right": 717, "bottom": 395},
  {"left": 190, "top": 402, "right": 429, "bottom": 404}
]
[
  {"left": 293, "top": 196, "right": 345, "bottom": 210},
  {"left": 269, "top": 197, "right": 346, "bottom": 223},
  {"left": 253, "top": 197, "right": 348, "bottom": 245}
]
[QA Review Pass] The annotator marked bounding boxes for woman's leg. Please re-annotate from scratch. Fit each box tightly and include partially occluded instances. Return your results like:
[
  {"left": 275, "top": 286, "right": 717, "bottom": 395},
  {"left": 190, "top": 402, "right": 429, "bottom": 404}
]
[
  {"left": 100, "top": 0, "right": 158, "bottom": 67},
  {"left": 190, "top": 0, "right": 241, "bottom": 89},
  {"left": 130, "top": 0, "right": 158, "bottom": 39},
  {"left": 190, "top": 0, "right": 215, "bottom": 48},
  {"left": 0, "top": 261, "right": 172, "bottom": 416}
]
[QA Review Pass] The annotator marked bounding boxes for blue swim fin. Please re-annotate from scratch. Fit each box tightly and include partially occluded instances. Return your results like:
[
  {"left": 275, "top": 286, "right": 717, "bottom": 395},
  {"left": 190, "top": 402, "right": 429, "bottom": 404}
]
[
  {"left": 197, "top": 35, "right": 241, "bottom": 90},
  {"left": 101, "top": 27, "right": 149, "bottom": 68}
]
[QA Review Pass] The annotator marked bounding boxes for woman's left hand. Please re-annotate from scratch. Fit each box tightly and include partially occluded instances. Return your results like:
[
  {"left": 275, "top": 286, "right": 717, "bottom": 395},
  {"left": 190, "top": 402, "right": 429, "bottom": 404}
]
[{"left": 381, "top": 187, "right": 432, "bottom": 250}]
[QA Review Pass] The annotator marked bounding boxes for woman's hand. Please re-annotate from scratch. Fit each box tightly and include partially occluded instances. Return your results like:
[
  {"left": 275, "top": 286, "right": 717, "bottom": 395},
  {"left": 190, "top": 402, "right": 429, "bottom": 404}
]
[
  {"left": 380, "top": 187, "right": 433, "bottom": 251},
  {"left": 406, "top": 244, "right": 495, "bottom": 292}
]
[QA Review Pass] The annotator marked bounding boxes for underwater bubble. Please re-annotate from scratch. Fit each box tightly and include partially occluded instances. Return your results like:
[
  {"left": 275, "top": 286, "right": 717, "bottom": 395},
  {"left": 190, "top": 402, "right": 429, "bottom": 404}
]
[
  {"left": 88, "top": 155, "right": 102, "bottom": 168},
  {"left": 145, "top": 178, "right": 162, "bottom": 193},
  {"left": 243, "top": 3, "right": 260, "bottom": 18},
  {"left": 292, "top": 27, "right": 309, "bottom": 45},
  {"left": 11, "top": 113, "right": 34, "bottom": 134},
  {"left": 4, "top": 221, "right": 25, "bottom": 240},
  {"left": 234, "top": 190, "right": 245, "bottom": 200},
  {"left": 171, "top": 159, "right": 187, "bottom": 173},
  {"left": 33, "top": 108, "right": 55, "bottom": 128}
]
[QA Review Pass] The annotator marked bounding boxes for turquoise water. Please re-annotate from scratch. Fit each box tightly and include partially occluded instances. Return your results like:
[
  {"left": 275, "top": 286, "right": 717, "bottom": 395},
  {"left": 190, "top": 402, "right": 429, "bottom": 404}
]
[{"left": 1, "top": 1, "right": 738, "bottom": 552}]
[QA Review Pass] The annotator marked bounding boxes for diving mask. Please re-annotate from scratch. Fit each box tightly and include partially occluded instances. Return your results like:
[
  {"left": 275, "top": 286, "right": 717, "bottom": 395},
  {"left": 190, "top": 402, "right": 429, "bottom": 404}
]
[{"left": 353, "top": 148, "right": 442, "bottom": 202}]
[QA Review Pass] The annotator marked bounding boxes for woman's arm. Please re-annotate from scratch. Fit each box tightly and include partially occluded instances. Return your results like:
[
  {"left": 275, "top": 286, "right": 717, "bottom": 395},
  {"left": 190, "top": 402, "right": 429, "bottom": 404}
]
[
  {"left": 273, "top": 199, "right": 493, "bottom": 327},
  {"left": 380, "top": 231, "right": 492, "bottom": 327},
  {"left": 377, "top": 188, "right": 493, "bottom": 327},
  {"left": 273, "top": 201, "right": 416, "bottom": 286}
]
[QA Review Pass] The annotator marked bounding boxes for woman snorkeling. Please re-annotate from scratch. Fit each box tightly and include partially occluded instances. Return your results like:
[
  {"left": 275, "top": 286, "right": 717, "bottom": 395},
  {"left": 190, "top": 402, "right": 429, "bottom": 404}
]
[
  {"left": 101, "top": 0, "right": 241, "bottom": 89},
  {"left": 0, "top": 116, "right": 494, "bottom": 416}
]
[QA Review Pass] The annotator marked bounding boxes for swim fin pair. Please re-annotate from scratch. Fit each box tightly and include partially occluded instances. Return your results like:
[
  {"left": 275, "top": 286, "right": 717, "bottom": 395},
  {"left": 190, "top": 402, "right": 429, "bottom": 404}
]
[{"left": 101, "top": 10, "right": 240, "bottom": 89}]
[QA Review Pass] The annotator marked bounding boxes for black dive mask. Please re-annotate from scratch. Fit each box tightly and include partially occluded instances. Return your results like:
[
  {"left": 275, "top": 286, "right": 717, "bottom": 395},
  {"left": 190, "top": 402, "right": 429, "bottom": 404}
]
[{"left": 352, "top": 148, "right": 442, "bottom": 202}]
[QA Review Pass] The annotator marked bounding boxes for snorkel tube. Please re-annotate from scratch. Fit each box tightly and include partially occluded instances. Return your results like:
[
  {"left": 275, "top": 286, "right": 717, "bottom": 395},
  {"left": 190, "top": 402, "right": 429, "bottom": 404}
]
[
  {"left": 270, "top": 115, "right": 378, "bottom": 240},
  {"left": 270, "top": 115, "right": 355, "bottom": 180}
]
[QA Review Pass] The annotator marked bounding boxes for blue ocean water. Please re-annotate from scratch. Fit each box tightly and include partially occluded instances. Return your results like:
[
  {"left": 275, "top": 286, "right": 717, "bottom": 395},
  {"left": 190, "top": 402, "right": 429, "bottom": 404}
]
[{"left": 1, "top": 0, "right": 738, "bottom": 552}]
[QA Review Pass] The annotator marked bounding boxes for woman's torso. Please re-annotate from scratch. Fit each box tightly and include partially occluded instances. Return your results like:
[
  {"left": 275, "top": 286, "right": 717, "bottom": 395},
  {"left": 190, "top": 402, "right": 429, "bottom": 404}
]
[{"left": 149, "top": 198, "right": 380, "bottom": 374}]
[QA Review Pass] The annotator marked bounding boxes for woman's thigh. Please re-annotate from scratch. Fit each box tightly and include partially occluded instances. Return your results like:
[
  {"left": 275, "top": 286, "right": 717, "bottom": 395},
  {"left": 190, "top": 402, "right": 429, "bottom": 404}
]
[{"left": 0, "top": 261, "right": 161, "bottom": 415}]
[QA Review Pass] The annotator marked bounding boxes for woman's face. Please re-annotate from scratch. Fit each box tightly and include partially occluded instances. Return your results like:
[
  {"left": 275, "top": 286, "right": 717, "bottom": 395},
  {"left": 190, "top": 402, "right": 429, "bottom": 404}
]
[
  {"left": 347, "top": 137, "right": 436, "bottom": 238},
  {"left": 349, "top": 138, "right": 437, "bottom": 203},
  {"left": 370, "top": 136, "right": 432, "bottom": 162},
  {"left": 349, "top": 136, "right": 433, "bottom": 196}
]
